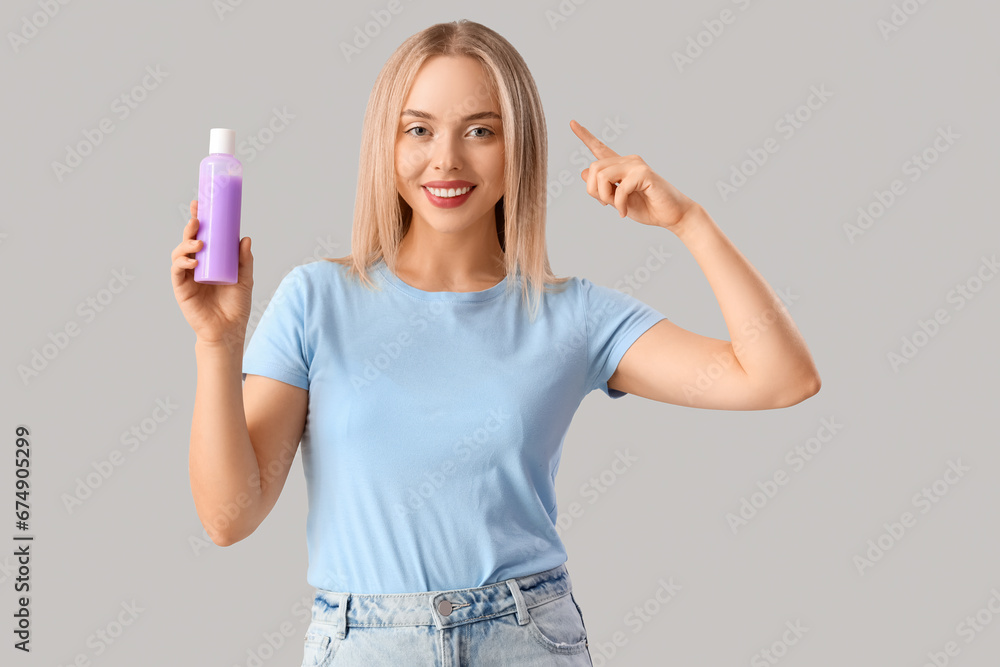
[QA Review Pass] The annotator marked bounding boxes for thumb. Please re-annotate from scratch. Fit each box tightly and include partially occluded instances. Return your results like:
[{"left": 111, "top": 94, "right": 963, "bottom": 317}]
[{"left": 239, "top": 237, "right": 253, "bottom": 271}]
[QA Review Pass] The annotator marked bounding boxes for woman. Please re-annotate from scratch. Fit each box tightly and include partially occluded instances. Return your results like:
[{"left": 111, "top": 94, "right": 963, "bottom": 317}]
[{"left": 171, "top": 20, "right": 820, "bottom": 667}]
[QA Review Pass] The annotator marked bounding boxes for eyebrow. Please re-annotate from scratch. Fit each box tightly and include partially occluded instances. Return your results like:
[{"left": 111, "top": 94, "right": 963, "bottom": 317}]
[{"left": 401, "top": 109, "right": 502, "bottom": 122}]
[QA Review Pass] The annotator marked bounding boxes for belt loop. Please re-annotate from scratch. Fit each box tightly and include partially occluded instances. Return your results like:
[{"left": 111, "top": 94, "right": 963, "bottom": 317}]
[
  {"left": 506, "top": 578, "right": 529, "bottom": 626},
  {"left": 336, "top": 593, "right": 349, "bottom": 640}
]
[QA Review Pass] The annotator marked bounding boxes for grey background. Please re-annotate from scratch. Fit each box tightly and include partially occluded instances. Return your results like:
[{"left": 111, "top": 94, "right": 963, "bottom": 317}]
[{"left": 2, "top": 0, "right": 998, "bottom": 664}]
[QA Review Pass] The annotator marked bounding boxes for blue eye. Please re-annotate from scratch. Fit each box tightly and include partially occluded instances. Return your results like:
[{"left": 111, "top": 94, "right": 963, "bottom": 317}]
[
  {"left": 405, "top": 126, "right": 429, "bottom": 137},
  {"left": 470, "top": 127, "right": 494, "bottom": 138}
]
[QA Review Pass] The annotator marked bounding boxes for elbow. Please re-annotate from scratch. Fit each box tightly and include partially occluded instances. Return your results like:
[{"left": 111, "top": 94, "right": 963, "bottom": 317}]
[
  {"left": 199, "top": 514, "right": 250, "bottom": 547},
  {"left": 782, "top": 374, "right": 822, "bottom": 407},
  {"left": 802, "top": 371, "right": 822, "bottom": 399},
  {"left": 191, "top": 490, "right": 261, "bottom": 547},
  {"left": 766, "top": 374, "right": 821, "bottom": 409},
  {"left": 210, "top": 528, "right": 253, "bottom": 547},
  {"left": 208, "top": 519, "right": 257, "bottom": 546},
  {"left": 210, "top": 531, "right": 237, "bottom": 548},
  {"left": 204, "top": 522, "right": 236, "bottom": 547}
]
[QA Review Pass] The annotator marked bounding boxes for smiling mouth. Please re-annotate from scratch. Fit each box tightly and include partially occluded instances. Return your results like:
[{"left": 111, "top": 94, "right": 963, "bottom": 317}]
[
  {"left": 421, "top": 185, "right": 476, "bottom": 208},
  {"left": 422, "top": 185, "right": 476, "bottom": 198}
]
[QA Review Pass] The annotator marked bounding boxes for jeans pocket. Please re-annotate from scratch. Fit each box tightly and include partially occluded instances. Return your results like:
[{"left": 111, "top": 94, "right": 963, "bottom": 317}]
[
  {"left": 524, "top": 592, "right": 590, "bottom": 655},
  {"left": 301, "top": 622, "right": 337, "bottom": 667}
]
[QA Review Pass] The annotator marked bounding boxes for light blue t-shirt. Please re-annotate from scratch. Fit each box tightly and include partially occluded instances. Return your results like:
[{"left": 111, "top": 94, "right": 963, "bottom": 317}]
[{"left": 241, "top": 258, "right": 667, "bottom": 594}]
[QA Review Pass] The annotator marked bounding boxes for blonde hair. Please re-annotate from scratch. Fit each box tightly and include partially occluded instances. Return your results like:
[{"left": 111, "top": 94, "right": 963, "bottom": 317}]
[{"left": 323, "top": 19, "right": 570, "bottom": 321}]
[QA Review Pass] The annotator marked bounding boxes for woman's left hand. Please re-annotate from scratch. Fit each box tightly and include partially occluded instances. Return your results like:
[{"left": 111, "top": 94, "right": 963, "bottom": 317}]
[{"left": 571, "top": 119, "right": 699, "bottom": 232}]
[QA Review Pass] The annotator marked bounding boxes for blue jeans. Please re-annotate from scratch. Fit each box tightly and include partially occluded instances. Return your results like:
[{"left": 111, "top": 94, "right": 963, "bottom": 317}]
[{"left": 301, "top": 562, "right": 594, "bottom": 666}]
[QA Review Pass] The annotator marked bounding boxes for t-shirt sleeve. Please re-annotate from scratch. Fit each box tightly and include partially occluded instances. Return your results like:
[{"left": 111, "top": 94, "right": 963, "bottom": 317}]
[
  {"left": 241, "top": 267, "right": 310, "bottom": 389},
  {"left": 582, "top": 278, "right": 667, "bottom": 399}
]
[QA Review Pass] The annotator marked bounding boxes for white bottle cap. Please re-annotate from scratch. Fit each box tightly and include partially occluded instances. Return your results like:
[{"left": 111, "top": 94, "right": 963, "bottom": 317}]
[{"left": 209, "top": 128, "right": 236, "bottom": 155}]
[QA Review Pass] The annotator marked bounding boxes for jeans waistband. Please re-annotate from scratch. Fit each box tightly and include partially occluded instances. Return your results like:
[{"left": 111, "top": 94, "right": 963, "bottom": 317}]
[{"left": 309, "top": 563, "right": 573, "bottom": 639}]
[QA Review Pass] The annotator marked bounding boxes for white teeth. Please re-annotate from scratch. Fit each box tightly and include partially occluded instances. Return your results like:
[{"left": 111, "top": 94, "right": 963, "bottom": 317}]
[{"left": 426, "top": 186, "right": 473, "bottom": 198}]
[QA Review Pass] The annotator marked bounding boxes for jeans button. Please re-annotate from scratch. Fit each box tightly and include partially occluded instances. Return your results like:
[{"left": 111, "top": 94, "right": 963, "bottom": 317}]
[{"left": 437, "top": 599, "right": 453, "bottom": 616}]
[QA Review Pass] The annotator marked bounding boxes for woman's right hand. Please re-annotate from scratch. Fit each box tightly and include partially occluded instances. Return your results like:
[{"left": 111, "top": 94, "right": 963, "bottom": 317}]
[{"left": 170, "top": 200, "right": 254, "bottom": 347}]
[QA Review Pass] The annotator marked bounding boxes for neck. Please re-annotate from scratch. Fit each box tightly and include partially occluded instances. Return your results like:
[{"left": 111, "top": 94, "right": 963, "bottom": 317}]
[{"left": 393, "top": 214, "right": 505, "bottom": 291}]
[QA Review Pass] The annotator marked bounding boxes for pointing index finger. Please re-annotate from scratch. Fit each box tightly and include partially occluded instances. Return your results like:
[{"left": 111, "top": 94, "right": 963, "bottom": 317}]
[{"left": 570, "top": 119, "right": 619, "bottom": 160}]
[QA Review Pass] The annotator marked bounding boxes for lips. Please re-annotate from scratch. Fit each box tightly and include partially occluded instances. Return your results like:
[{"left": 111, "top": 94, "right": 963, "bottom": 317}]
[{"left": 422, "top": 184, "right": 475, "bottom": 208}]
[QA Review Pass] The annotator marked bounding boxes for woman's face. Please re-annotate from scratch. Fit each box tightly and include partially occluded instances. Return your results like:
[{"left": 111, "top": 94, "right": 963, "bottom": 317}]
[{"left": 395, "top": 55, "right": 505, "bottom": 236}]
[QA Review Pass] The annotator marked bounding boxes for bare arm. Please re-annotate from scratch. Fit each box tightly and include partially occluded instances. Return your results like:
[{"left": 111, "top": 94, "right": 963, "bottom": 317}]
[
  {"left": 189, "top": 339, "right": 307, "bottom": 546},
  {"left": 566, "top": 120, "right": 819, "bottom": 410},
  {"left": 610, "top": 204, "right": 821, "bottom": 409},
  {"left": 670, "top": 204, "right": 820, "bottom": 396}
]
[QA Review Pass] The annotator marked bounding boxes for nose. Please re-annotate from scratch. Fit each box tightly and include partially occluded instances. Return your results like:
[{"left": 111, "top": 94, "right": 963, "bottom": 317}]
[{"left": 432, "top": 130, "right": 463, "bottom": 172}]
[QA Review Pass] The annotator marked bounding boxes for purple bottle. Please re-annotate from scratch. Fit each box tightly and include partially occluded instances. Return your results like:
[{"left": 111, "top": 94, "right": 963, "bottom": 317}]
[{"left": 194, "top": 128, "right": 243, "bottom": 285}]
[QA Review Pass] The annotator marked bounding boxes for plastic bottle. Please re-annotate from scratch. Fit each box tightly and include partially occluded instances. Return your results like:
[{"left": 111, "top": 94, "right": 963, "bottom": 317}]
[{"left": 194, "top": 128, "right": 243, "bottom": 285}]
